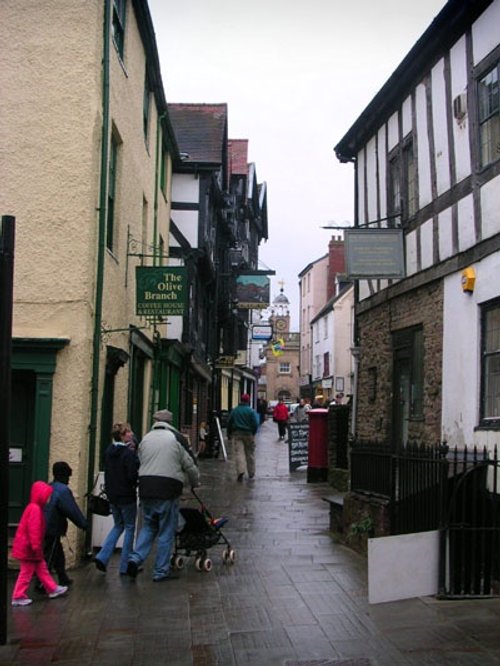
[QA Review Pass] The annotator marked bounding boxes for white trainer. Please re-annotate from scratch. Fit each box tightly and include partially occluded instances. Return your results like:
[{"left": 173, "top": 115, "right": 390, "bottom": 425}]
[
  {"left": 48, "top": 585, "right": 68, "bottom": 599},
  {"left": 12, "top": 598, "right": 33, "bottom": 607}
]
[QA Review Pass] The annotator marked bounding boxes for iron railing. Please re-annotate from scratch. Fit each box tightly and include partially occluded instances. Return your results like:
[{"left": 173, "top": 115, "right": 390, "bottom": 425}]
[{"left": 350, "top": 440, "right": 449, "bottom": 534}]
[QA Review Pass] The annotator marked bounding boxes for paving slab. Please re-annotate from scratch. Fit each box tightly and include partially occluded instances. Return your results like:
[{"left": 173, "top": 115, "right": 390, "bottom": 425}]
[{"left": 2, "top": 419, "right": 500, "bottom": 665}]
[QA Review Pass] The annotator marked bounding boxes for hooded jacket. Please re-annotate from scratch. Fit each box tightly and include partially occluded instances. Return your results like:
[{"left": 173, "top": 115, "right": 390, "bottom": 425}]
[
  {"left": 12, "top": 481, "right": 53, "bottom": 561},
  {"left": 138, "top": 422, "right": 200, "bottom": 500},
  {"left": 44, "top": 481, "right": 88, "bottom": 537},
  {"left": 103, "top": 441, "right": 139, "bottom": 505}
]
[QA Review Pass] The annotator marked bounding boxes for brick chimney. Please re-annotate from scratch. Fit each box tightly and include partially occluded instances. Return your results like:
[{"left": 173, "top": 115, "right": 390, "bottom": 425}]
[{"left": 327, "top": 236, "right": 345, "bottom": 300}]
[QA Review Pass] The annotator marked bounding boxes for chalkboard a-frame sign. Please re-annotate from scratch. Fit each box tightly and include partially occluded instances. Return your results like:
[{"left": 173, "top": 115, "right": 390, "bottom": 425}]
[{"left": 288, "top": 423, "right": 309, "bottom": 472}]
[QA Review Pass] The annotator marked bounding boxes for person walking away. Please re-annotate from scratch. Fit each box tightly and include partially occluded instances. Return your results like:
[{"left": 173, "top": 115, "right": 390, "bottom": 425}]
[
  {"left": 44, "top": 462, "right": 88, "bottom": 586},
  {"left": 273, "top": 398, "right": 289, "bottom": 441},
  {"left": 11, "top": 481, "right": 68, "bottom": 606},
  {"left": 126, "top": 419, "right": 200, "bottom": 582},
  {"left": 227, "top": 393, "right": 259, "bottom": 482},
  {"left": 94, "top": 423, "right": 139, "bottom": 575},
  {"left": 198, "top": 421, "right": 208, "bottom": 457},
  {"left": 293, "top": 398, "right": 310, "bottom": 424},
  {"left": 256, "top": 398, "right": 267, "bottom": 425}
]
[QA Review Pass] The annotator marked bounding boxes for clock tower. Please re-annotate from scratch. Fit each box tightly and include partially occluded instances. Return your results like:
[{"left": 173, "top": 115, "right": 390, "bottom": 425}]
[{"left": 269, "top": 281, "right": 290, "bottom": 335}]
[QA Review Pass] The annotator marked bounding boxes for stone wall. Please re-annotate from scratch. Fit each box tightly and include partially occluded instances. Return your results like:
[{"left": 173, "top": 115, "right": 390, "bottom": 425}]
[{"left": 356, "top": 280, "right": 443, "bottom": 445}]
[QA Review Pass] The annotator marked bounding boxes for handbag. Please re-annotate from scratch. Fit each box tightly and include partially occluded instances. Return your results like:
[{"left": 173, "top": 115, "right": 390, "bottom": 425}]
[{"left": 86, "top": 476, "right": 111, "bottom": 516}]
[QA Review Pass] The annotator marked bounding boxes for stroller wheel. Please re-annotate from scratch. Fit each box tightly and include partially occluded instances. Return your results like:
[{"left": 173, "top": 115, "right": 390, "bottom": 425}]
[
  {"left": 195, "top": 556, "right": 203, "bottom": 571},
  {"left": 202, "top": 558, "right": 212, "bottom": 572},
  {"left": 223, "top": 548, "right": 236, "bottom": 564},
  {"left": 173, "top": 555, "right": 185, "bottom": 570}
]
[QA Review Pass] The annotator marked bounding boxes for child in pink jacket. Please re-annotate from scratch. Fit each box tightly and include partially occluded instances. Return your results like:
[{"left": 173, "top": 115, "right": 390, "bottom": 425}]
[{"left": 11, "top": 481, "right": 68, "bottom": 606}]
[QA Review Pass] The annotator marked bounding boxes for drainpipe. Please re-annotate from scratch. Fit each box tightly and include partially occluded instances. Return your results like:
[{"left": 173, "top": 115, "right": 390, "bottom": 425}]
[
  {"left": 149, "top": 112, "right": 167, "bottom": 423},
  {"left": 86, "top": 0, "right": 111, "bottom": 551},
  {"left": 350, "top": 156, "right": 359, "bottom": 440}
]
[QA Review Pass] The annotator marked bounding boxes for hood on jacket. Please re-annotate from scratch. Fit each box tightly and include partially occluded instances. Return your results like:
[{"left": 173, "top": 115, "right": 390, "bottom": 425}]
[
  {"left": 30, "top": 480, "right": 53, "bottom": 507},
  {"left": 108, "top": 441, "right": 128, "bottom": 458}
]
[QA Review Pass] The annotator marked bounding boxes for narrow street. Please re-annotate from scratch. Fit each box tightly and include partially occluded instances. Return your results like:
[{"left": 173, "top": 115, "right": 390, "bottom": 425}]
[{"left": 2, "top": 419, "right": 500, "bottom": 665}]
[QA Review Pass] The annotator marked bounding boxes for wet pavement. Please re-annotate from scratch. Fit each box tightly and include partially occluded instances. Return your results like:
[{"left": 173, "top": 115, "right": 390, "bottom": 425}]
[{"left": 2, "top": 418, "right": 500, "bottom": 665}]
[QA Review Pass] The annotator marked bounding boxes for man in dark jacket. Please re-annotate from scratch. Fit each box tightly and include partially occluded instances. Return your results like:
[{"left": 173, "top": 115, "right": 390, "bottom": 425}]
[
  {"left": 227, "top": 394, "right": 259, "bottom": 482},
  {"left": 43, "top": 462, "right": 88, "bottom": 586},
  {"left": 94, "top": 423, "right": 139, "bottom": 575}
]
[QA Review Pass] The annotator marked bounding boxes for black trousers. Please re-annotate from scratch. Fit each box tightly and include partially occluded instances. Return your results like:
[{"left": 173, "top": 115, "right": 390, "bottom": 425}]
[{"left": 44, "top": 535, "right": 70, "bottom": 585}]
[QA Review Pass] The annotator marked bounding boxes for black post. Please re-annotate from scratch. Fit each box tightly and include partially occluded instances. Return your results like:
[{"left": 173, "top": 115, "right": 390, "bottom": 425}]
[{"left": 0, "top": 216, "right": 15, "bottom": 645}]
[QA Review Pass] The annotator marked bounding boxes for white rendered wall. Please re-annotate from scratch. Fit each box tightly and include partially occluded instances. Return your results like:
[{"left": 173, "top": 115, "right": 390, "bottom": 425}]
[
  {"left": 172, "top": 173, "right": 199, "bottom": 202},
  {"left": 402, "top": 95, "right": 412, "bottom": 138},
  {"left": 438, "top": 207, "right": 453, "bottom": 262},
  {"left": 481, "top": 174, "right": 500, "bottom": 241},
  {"left": 366, "top": 136, "right": 378, "bottom": 223},
  {"left": 357, "top": 150, "right": 366, "bottom": 223},
  {"left": 457, "top": 194, "right": 476, "bottom": 252},
  {"left": 472, "top": 0, "right": 500, "bottom": 65},
  {"left": 171, "top": 209, "right": 199, "bottom": 247},
  {"left": 387, "top": 111, "right": 399, "bottom": 152},
  {"left": 450, "top": 36, "right": 471, "bottom": 184},
  {"left": 442, "top": 251, "right": 500, "bottom": 448},
  {"left": 415, "top": 82, "right": 433, "bottom": 209},
  {"left": 432, "top": 59, "right": 451, "bottom": 196},
  {"left": 377, "top": 126, "right": 387, "bottom": 219},
  {"left": 406, "top": 230, "right": 418, "bottom": 276},
  {"left": 420, "top": 218, "right": 434, "bottom": 271}
]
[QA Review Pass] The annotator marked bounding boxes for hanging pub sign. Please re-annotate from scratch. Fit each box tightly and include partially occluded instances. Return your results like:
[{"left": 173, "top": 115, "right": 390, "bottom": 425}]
[
  {"left": 135, "top": 266, "right": 187, "bottom": 316},
  {"left": 252, "top": 324, "right": 273, "bottom": 340},
  {"left": 345, "top": 228, "right": 405, "bottom": 279},
  {"left": 235, "top": 275, "right": 270, "bottom": 309}
]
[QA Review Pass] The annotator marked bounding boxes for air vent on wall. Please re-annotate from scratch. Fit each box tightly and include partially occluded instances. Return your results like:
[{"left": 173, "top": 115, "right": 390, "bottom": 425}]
[{"left": 453, "top": 92, "right": 467, "bottom": 123}]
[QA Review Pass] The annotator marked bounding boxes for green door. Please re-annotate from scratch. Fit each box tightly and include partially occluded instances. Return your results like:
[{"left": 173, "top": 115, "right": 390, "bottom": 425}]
[{"left": 9, "top": 370, "right": 35, "bottom": 525}]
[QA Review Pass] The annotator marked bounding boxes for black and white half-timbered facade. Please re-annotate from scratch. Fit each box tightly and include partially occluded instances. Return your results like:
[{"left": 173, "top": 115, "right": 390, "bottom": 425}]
[{"left": 335, "top": 0, "right": 500, "bottom": 451}]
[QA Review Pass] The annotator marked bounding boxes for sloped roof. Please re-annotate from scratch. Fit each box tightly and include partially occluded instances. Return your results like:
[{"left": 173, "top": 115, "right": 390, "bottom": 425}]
[
  {"left": 168, "top": 103, "right": 228, "bottom": 164},
  {"left": 228, "top": 139, "right": 248, "bottom": 177},
  {"left": 334, "top": 0, "right": 494, "bottom": 162}
]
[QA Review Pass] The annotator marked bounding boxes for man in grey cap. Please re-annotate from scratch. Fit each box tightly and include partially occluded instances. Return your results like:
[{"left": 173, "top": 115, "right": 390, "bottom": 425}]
[
  {"left": 126, "top": 419, "right": 200, "bottom": 582},
  {"left": 153, "top": 408, "right": 196, "bottom": 462}
]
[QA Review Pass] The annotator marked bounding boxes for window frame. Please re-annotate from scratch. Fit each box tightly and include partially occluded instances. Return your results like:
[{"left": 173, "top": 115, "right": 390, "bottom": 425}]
[
  {"left": 387, "top": 134, "right": 417, "bottom": 226},
  {"left": 112, "top": 0, "right": 126, "bottom": 59},
  {"left": 477, "top": 61, "right": 500, "bottom": 169},
  {"left": 278, "top": 361, "right": 291, "bottom": 375},
  {"left": 106, "top": 134, "right": 119, "bottom": 252},
  {"left": 479, "top": 298, "right": 500, "bottom": 428}
]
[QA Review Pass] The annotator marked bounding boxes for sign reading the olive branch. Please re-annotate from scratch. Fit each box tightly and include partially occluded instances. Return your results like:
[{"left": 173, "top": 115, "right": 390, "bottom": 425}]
[{"left": 136, "top": 266, "right": 187, "bottom": 316}]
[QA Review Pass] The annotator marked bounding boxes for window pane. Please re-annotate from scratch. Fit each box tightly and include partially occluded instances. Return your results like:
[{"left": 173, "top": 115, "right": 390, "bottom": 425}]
[
  {"left": 484, "top": 354, "right": 500, "bottom": 418},
  {"left": 485, "top": 307, "right": 500, "bottom": 353},
  {"left": 479, "top": 67, "right": 500, "bottom": 166},
  {"left": 404, "top": 142, "right": 417, "bottom": 218},
  {"left": 479, "top": 68, "right": 499, "bottom": 122},
  {"left": 389, "top": 157, "right": 400, "bottom": 216}
]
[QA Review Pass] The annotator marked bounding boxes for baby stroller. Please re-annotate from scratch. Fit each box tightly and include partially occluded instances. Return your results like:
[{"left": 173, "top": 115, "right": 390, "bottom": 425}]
[{"left": 171, "top": 488, "right": 235, "bottom": 572}]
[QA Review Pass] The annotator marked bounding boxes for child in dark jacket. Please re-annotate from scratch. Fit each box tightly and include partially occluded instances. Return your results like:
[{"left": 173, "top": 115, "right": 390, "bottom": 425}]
[
  {"left": 44, "top": 462, "right": 88, "bottom": 586},
  {"left": 11, "top": 481, "right": 68, "bottom": 606}
]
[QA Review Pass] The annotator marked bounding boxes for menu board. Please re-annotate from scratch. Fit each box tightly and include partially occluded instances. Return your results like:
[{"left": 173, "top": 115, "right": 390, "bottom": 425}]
[{"left": 288, "top": 423, "right": 309, "bottom": 472}]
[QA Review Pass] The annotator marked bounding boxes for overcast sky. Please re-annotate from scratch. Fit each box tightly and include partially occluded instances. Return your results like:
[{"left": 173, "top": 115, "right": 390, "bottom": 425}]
[{"left": 148, "top": 0, "right": 447, "bottom": 327}]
